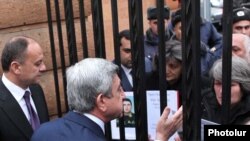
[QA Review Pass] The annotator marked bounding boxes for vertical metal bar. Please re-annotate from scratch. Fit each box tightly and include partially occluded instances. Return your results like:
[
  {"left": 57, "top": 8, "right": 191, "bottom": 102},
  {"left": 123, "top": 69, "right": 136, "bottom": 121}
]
[
  {"left": 54, "top": 0, "right": 68, "bottom": 112},
  {"left": 191, "top": 0, "right": 201, "bottom": 140},
  {"left": 221, "top": 0, "right": 233, "bottom": 124},
  {"left": 79, "top": 0, "right": 89, "bottom": 58},
  {"left": 91, "top": 0, "right": 106, "bottom": 58},
  {"left": 110, "top": 0, "right": 125, "bottom": 140},
  {"left": 64, "top": 0, "right": 78, "bottom": 64},
  {"left": 112, "top": 0, "right": 121, "bottom": 66},
  {"left": 45, "top": 0, "right": 62, "bottom": 117},
  {"left": 182, "top": 0, "right": 201, "bottom": 140},
  {"left": 128, "top": 0, "right": 147, "bottom": 141},
  {"left": 156, "top": 0, "right": 167, "bottom": 113}
]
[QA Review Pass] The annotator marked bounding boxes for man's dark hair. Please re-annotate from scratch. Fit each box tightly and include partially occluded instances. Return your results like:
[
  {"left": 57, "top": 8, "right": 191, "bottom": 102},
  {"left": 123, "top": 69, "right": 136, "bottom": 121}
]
[
  {"left": 119, "top": 29, "right": 130, "bottom": 46},
  {"left": 147, "top": 6, "right": 170, "bottom": 20},
  {"left": 171, "top": 9, "right": 181, "bottom": 28},
  {"left": 123, "top": 98, "right": 132, "bottom": 105},
  {"left": 1, "top": 37, "right": 29, "bottom": 72}
]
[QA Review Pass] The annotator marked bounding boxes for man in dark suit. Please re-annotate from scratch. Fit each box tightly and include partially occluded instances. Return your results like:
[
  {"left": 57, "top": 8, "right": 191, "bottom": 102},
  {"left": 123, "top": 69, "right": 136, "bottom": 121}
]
[
  {"left": 117, "top": 29, "right": 153, "bottom": 91},
  {"left": 31, "top": 58, "right": 126, "bottom": 141},
  {"left": 0, "top": 36, "right": 49, "bottom": 141},
  {"left": 31, "top": 58, "right": 183, "bottom": 141},
  {"left": 118, "top": 30, "right": 133, "bottom": 91}
]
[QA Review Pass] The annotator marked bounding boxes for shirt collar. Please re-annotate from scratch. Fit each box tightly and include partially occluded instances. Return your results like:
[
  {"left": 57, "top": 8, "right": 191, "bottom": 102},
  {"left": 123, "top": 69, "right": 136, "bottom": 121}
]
[
  {"left": 83, "top": 113, "right": 105, "bottom": 133},
  {"left": 121, "top": 65, "right": 132, "bottom": 74},
  {"left": 2, "top": 74, "right": 30, "bottom": 102}
]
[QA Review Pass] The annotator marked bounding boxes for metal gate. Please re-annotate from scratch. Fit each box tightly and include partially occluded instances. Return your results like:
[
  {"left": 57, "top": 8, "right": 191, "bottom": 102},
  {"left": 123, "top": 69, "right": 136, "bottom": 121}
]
[{"left": 45, "top": 0, "right": 233, "bottom": 140}]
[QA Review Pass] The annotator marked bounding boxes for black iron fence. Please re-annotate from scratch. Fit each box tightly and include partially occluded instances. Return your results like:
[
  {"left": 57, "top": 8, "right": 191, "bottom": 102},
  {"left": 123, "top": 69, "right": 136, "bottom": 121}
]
[{"left": 45, "top": 0, "right": 233, "bottom": 140}]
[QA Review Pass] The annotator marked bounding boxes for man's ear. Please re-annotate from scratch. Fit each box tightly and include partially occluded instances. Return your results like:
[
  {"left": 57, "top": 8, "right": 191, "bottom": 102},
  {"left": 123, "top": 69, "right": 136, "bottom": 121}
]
[
  {"left": 96, "top": 93, "right": 107, "bottom": 112},
  {"left": 10, "top": 61, "right": 21, "bottom": 74}
]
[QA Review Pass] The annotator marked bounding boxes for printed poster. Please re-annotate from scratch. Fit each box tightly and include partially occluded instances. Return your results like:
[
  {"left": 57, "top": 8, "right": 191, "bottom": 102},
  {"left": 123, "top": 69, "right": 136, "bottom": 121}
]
[{"left": 111, "top": 90, "right": 179, "bottom": 140}]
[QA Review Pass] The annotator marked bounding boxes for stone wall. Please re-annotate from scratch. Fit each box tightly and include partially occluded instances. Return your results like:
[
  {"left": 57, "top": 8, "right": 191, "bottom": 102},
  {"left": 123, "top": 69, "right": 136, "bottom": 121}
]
[
  {"left": 0, "top": 0, "right": 94, "bottom": 118},
  {"left": 0, "top": 0, "right": 179, "bottom": 118}
]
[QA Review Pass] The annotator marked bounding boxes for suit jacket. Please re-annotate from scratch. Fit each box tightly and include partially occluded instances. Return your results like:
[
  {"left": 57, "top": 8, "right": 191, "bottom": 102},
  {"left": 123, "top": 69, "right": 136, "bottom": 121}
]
[
  {"left": 112, "top": 58, "right": 153, "bottom": 92},
  {"left": 120, "top": 68, "right": 133, "bottom": 91},
  {"left": 0, "top": 79, "right": 49, "bottom": 141},
  {"left": 31, "top": 111, "right": 107, "bottom": 141}
]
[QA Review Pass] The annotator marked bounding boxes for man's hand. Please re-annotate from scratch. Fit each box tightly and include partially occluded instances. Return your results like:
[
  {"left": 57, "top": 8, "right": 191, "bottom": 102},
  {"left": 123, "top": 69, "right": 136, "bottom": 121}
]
[{"left": 155, "top": 106, "right": 183, "bottom": 141}]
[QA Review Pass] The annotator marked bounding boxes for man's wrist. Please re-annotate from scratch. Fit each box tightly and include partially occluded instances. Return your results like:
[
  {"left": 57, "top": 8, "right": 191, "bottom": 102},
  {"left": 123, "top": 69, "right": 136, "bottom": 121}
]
[{"left": 155, "top": 133, "right": 168, "bottom": 141}]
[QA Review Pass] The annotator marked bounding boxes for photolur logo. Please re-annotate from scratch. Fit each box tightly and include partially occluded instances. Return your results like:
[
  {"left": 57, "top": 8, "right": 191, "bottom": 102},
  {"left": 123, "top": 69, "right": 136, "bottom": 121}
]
[{"left": 208, "top": 129, "right": 247, "bottom": 136}]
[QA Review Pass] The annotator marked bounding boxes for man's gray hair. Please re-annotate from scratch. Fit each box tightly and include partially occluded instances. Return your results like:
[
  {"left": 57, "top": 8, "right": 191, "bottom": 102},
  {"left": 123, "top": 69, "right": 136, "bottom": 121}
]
[
  {"left": 210, "top": 56, "right": 250, "bottom": 92},
  {"left": 66, "top": 58, "right": 119, "bottom": 113}
]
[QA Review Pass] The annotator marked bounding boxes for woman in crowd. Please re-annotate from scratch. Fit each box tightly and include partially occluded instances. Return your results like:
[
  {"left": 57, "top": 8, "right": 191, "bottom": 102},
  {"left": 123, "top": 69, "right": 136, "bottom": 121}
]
[
  {"left": 202, "top": 56, "right": 250, "bottom": 124},
  {"left": 146, "top": 40, "right": 183, "bottom": 91},
  {"left": 146, "top": 40, "right": 211, "bottom": 100}
]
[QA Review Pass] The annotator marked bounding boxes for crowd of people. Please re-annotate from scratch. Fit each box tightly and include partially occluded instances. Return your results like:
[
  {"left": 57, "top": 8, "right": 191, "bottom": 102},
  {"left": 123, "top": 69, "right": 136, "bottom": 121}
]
[
  {"left": 1, "top": 1, "right": 250, "bottom": 141},
  {"left": 117, "top": 1, "right": 250, "bottom": 140}
]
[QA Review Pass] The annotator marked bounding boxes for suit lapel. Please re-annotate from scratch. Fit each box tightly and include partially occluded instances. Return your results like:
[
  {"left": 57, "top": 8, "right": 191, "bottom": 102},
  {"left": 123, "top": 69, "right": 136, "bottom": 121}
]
[
  {"left": 31, "top": 90, "right": 43, "bottom": 121},
  {"left": 0, "top": 80, "right": 33, "bottom": 139},
  {"left": 121, "top": 68, "right": 132, "bottom": 91},
  {"left": 30, "top": 85, "right": 49, "bottom": 123}
]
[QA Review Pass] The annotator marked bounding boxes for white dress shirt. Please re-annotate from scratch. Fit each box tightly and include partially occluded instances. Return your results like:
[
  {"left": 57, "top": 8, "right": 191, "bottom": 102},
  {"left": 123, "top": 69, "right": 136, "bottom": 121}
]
[
  {"left": 2, "top": 74, "right": 38, "bottom": 122},
  {"left": 121, "top": 65, "right": 133, "bottom": 86},
  {"left": 84, "top": 113, "right": 105, "bottom": 133}
]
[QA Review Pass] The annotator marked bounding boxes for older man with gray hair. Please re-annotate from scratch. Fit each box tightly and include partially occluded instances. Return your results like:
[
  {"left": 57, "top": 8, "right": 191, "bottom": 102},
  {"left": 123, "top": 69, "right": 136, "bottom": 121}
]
[
  {"left": 232, "top": 33, "right": 250, "bottom": 63},
  {"left": 31, "top": 58, "right": 183, "bottom": 141}
]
